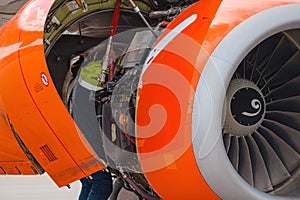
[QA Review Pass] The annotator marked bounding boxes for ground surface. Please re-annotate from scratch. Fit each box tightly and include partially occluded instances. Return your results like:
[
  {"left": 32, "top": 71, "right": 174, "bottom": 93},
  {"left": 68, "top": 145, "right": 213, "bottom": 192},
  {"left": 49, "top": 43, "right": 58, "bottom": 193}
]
[{"left": 0, "top": 174, "right": 81, "bottom": 200}]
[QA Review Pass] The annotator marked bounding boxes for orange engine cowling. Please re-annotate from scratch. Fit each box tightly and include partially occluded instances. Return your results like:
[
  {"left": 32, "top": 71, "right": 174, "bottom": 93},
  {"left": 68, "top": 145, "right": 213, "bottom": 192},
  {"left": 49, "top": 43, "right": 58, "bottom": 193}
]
[
  {"left": 0, "top": 0, "right": 299, "bottom": 199},
  {"left": 0, "top": 0, "right": 104, "bottom": 187},
  {"left": 136, "top": 0, "right": 300, "bottom": 199}
]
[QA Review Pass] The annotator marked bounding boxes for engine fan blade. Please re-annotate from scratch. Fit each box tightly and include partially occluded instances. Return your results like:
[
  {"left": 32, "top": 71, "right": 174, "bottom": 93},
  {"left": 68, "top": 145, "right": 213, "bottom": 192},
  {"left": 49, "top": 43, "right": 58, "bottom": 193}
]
[
  {"left": 228, "top": 136, "right": 239, "bottom": 170},
  {"left": 238, "top": 136, "right": 254, "bottom": 186},
  {"left": 256, "top": 34, "right": 298, "bottom": 88},
  {"left": 263, "top": 119, "right": 300, "bottom": 154},
  {"left": 246, "top": 135, "right": 273, "bottom": 192},
  {"left": 223, "top": 132, "right": 231, "bottom": 153},
  {"left": 265, "top": 76, "right": 300, "bottom": 101},
  {"left": 267, "top": 95, "right": 300, "bottom": 114},
  {"left": 262, "top": 52, "right": 300, "bottom": 93},
  {"left": 258, "top": 125, "right": 300, "bottom": 172},
  {"left": 265, "top": 111, "right": 300, "bottom": 133},
  {"left": 252, "top": 132, "right": 290, "bottom": 186}
]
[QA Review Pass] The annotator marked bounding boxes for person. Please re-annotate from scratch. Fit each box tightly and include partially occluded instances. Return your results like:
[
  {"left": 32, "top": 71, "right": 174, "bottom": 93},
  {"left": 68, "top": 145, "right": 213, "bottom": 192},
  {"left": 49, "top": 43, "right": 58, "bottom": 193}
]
[{"left": 78, "top": 169, "right": 112, "bottom": 200}]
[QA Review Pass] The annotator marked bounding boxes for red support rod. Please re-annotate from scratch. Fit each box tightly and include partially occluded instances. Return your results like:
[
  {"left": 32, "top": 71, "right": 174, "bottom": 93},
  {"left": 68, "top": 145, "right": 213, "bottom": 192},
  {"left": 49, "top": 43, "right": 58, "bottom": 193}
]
[
  {"left": 108, "top": 0, "right": 122, "bottom": 82},
  {"left": 110, "top": 0, "right": 122, "bottom": 36}
]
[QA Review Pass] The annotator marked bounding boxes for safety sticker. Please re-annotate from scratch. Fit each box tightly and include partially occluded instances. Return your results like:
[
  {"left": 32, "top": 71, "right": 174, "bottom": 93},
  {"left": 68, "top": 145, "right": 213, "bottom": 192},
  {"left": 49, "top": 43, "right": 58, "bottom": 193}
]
[{"left": 41, "top": 73, "right": 49, "bottom": 86}]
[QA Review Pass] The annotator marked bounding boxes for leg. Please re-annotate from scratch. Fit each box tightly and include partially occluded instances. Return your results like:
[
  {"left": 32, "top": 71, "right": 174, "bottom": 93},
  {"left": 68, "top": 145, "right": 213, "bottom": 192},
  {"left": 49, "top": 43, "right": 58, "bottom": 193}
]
[
  {"left": 79, "top": 177, "right": 92, "bottom": 200},
  {"left": 88, "top": 170, "right": 113, "bottom": 200}
]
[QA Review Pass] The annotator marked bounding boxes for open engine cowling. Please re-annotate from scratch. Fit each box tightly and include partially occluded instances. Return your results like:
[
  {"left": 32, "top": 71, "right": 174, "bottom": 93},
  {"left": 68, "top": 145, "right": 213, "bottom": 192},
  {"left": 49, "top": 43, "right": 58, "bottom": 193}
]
[{"left": 0, "top": 0, "right": 299, "bottom": 199}]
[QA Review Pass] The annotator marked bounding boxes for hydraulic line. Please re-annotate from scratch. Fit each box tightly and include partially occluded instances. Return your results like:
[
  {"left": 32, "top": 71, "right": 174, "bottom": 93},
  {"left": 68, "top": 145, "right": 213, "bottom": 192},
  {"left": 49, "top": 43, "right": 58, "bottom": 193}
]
[
  {"left": 110, "top": 0, "right": 122, "bottom": 36},
  {"left": 128, "top": 0, "right": 158, "bottom": 37},
  {"left": 108, "top": 0, "right": 122, "bottom": 81},
  {"left": 98, "top": 0, "right": 122, "bottom": 84},
  {"left": 98, "top": 35, "right": 113, "bottom": 84}
]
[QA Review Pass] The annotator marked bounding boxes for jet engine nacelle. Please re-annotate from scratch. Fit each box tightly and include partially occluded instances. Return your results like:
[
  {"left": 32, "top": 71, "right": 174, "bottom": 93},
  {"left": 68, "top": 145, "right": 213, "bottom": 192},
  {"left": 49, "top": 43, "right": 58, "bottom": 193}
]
[{"left": 0, "top": 0, "right": 299, "bottom": 199}]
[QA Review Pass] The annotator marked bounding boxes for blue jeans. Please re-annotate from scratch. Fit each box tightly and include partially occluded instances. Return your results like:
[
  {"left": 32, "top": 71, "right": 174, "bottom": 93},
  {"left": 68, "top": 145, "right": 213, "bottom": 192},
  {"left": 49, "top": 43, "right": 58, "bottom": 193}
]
[{"left": 79, "top": 170, "right": 112, "bottom": 200}]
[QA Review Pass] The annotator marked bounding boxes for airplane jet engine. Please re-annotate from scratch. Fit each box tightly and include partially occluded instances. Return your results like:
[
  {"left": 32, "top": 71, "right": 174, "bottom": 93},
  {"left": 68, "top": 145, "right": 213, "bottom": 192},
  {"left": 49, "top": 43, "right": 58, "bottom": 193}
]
[{"left": 0, "top": 0, "right": 299, "bottom": 199}]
